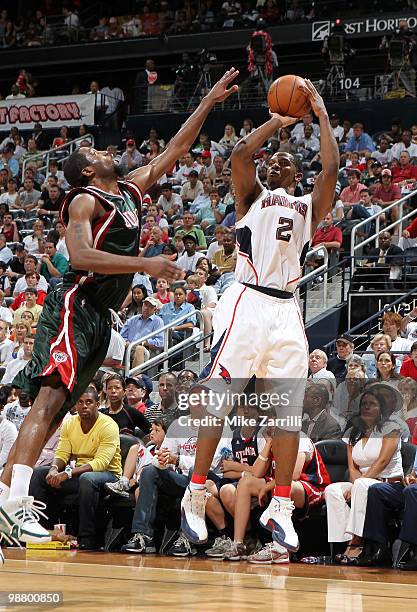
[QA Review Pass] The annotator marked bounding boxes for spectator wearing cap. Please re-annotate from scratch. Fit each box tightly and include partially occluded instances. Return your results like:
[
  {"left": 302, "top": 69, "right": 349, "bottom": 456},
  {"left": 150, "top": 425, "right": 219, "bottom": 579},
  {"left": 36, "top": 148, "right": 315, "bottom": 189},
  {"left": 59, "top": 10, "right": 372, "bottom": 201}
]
[
  {"left": 177, "top": 234, "right": 201, "bottom": 272},
  {"left": 327, "top": 334, "right": 355, "bottom": 383},
  {"left": 125, "top": 377, "right": 148, "bottom": 414},
  {"left": 371, "top": 138, "right": 393, "bottom": 166},
  {"left": 176, "top": 212, "right": 207, "bottom": 251},
  {"left": 157, "top": 183, "right": 183, "bottom": 219},
  {"left": 340, "top": 170, "right": 367, "bottom": 206},
  {"left": 345, "top": 122, "right": 375, "bottom": 155},
  {"left": 190, "top": 177, "right": 212, "bottom": 215},
  {"left": 120, "top": 296, "right": 164, "bottom": 368},
  {"left": 120, "top": 139, "right": 142, "bottom": 173},
  {"left": 391, "top": 129, "right": 417, "bottom": 161},
  {"left": 391, "top": 150, "right": 417, "bottom": 186},
  {"left": 180, "top": 170, "right": 203, "bottom": 206},
  {"left": 330, "top": 114, "right": 344, "bottom": 142},
  {"left": 199, "top": 150, "right": 216, "bottom": 182}
]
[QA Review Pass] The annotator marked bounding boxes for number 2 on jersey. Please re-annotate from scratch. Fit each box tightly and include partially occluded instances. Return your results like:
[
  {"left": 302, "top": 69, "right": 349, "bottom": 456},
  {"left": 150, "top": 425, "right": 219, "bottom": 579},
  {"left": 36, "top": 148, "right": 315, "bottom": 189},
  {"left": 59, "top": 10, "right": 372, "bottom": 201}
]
[{"left": 276, "top": 217, "right": 293, "bottom": 242}]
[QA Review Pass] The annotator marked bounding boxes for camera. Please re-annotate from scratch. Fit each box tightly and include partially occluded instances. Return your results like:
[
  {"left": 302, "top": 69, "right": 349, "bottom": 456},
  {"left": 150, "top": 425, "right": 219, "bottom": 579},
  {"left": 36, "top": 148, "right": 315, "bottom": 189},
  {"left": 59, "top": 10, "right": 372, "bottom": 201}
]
[{"left": 197, "top": 49, "right": 217, "bottom": 71}]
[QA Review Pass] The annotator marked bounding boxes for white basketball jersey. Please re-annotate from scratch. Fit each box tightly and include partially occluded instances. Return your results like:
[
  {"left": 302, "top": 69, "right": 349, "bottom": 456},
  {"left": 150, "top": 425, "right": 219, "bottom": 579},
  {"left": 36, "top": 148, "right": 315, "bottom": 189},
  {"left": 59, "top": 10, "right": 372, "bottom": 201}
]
[{"left": 235, "top": 187, "right": 312, "bottom": 292}]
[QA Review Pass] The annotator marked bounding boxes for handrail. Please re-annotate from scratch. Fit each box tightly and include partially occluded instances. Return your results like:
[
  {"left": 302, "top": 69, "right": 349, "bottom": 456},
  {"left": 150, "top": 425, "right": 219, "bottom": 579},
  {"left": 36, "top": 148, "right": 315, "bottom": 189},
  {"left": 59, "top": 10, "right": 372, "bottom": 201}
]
[
  {"left": 350, "top": 188, "right": 417, "bottom": 274},
  {"left": 22, "top": 133, "right": 94, "bottom": 178},
  {"left": 299, "top": 245, "right": 329, "bottom": 312},
  {"left": 124, "top": 310, "right": 205, "bottom": 378},
  {"left": 323, "top": 285, "right": 417, "bottom": 354}
]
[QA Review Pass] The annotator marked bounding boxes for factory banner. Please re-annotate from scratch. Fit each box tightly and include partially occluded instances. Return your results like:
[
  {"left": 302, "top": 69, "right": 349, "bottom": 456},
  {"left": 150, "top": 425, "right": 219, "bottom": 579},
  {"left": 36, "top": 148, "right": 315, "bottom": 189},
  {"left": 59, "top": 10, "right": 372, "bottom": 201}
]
[{"left": 0, "top": 94, "right": 95, "bottom": 130}]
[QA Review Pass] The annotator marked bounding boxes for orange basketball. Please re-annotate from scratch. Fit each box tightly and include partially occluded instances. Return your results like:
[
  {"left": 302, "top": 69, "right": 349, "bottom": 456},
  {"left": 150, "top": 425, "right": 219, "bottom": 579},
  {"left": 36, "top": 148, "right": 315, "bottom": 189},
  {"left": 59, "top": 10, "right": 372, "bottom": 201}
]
[{"left": 267, "top": 75, "right": 311, "bottom": 118}]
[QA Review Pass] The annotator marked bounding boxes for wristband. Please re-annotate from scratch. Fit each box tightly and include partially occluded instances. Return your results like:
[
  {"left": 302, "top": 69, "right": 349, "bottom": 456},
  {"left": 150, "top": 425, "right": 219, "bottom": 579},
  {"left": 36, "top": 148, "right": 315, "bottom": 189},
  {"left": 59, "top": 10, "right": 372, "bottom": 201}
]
[{"left": 258, "top": 454, "right": 268, "bottom": 462}]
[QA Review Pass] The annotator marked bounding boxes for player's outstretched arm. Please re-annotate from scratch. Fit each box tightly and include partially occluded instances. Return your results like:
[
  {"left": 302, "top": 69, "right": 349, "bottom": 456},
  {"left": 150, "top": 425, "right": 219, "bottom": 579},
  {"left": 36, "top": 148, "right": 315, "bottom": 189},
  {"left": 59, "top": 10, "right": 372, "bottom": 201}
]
[
  {"left": 231, "top": 114, "right": 297, "bottom": 220},
  {"left": 126, "top": 68, "right": 239, "bottom": 194},
  {"left": 66, "top": 193, "right": 182, "bottom": 282},
  {"left": 301, "top": 79, "right": 339, "bottom": 231}
]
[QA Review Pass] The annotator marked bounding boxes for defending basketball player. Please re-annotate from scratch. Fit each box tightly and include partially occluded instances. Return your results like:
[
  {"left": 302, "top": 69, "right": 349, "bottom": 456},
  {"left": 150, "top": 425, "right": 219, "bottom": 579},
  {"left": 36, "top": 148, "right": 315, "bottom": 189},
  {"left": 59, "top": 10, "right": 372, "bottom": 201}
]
[
  {"left": 0, "top": 69, "right": 239, "bottom": 563},
  {"left": 181, "top": 79, "right": 339, "bottom": 555}
]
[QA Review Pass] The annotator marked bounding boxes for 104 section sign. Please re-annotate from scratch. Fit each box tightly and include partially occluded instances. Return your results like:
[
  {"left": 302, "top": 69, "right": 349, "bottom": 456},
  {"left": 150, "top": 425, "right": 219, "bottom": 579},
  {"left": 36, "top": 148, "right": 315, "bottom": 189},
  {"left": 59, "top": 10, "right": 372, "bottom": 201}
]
[{"left": 0, "top": 94, "right": 95, "bottom": 130}]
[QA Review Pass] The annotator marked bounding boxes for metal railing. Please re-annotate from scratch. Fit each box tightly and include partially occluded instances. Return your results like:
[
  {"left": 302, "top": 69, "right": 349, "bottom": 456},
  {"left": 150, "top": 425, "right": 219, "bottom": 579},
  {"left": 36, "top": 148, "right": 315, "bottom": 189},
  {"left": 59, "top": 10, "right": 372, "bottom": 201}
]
[
  {"left": 324, "top": 286, "right": 417, "bottom": 356},
  {"left": 124, "top": 310, "right": 205, "bottom": 378},
  {"left": 350, "top": 188, "right": 417, "bottom": 274},
  {"left": 21, "top": 133, "right": 94, "bottom": 178}
]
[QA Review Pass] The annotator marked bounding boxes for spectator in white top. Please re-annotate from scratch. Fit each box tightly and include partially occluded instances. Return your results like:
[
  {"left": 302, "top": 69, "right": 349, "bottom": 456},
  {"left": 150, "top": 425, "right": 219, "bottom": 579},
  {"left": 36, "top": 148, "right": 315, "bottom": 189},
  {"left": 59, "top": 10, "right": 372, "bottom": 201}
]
[
  {"left": 401, "top": 306, "right": 417, "bottom": 341},
  {"left": 99, "top": 328, "right": 126, "bottom": 374},
  {"left": 0, "top": 291, "right": 12, "bottom": 325},
  {"left": 174, "top": 152, "right": 201, "bottom": 185},
  {"left": 297, "top": 125, "right": 320, "bottom": 160},
  {"left": 0, "top": 178, "right": 20, "bottom": 209},
  {"left": 190, "top": 177, "right": 212, "bottom": 214},
  {"left": 391, "top": 129, "right": 417, "bottom": 161},
  {"left": 180, "top": 170, "right": 203, "bottom": 206},
  {"left": 55, "top": 221, "right": 69, "bottom": 260},
  {"left": 120, "top": 139, "right": 142, "bottom": 173},
  {"left": 291, "top": 112, "right": 320, "bottom": 142},
  {"left": 0, "top": 234, "right": 13, "bottom": 265},
  {"left": 308, "top": 349, "right": 337, "bottom": 384},
  {"left": 177, "top": 234, "right": 201, "bottom": 272},
  {"left": 13, "top": 256, "right": 48, "bottom": 295},
  {"left": 0, "top": 320, "right": 13, "bottom": 367},
  {"left": 2, "top": 333, "right": 34, "bottom": 384},
  {"left": 23, "top": 219, "right": 45, "bottom": 256},
  {"left": 371, "top": 138, "right": 393, "bottom": 166},
  {"left": 101, "top": 83, "right": 125, "bottom": 115},
  {"left": 41, "top": 160, "right": 69, "bottom": 191},
  {"left": 4, "top": 391, "right": 32, "bottom": 431},
  {"left": 0, "top": 414, "right": 18, "bottom": 471},
  {"left": 157, "top": 183, "right": 183, "bottom": 219},
  {"left": 239, "top": 118, "right": 255, "bottom": 138},
  {"left": 5, "top": 84, "right": 25, "bottom": 100},
  {"left": 63, "top": 7, "right": 80, "bottom": 28},
  {"left": 207, "top": 225, "right": 227, "bottom": 261},
  {"left": 329, "top": 113, "right": 344, "bottom": 142},
  {"left": 382, "top": 312, "right": 412, "bottom": 364},
  {"left": 191, "top": 267, "right": 217, "bottom": 350}
]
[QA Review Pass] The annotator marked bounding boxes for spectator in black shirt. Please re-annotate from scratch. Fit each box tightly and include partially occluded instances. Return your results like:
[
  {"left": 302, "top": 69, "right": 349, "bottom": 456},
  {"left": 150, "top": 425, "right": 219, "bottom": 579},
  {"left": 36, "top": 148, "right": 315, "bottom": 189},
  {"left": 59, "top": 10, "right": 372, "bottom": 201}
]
[
  {"left": 327, "top": 334, "right": 354, "bottom": 383},
  {"left": 102, "top": 373, "right": 151, "bottom": 437},
  {"left": 7, "top": 244, "right": 28, "bottom": 283},
  {"left": 37, "top": 184, "right": 65, "bottom": 226}
]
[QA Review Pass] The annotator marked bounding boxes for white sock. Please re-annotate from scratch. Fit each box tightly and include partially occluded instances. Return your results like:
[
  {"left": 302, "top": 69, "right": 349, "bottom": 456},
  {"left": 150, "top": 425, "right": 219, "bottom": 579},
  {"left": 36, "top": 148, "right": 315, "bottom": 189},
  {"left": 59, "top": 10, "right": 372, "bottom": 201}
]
[
  {"left": 189, "top": 481, "right": 206, "bottom": 491},
  {"left": 0, "top": 482, "right": 10, "bottom": 504},
  {"left": 8, "top": 464, "right": 33, "bottom": 500}
]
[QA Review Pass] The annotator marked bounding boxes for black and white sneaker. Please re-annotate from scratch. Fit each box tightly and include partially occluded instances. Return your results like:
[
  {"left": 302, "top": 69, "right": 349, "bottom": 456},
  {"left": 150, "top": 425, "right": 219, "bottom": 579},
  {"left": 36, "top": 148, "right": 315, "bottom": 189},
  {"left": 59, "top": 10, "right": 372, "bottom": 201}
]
[
  {"left": 120, "top": 533, "right": 156, "bottom": 554},
  {"left": 105, "top": 477, "right": 130, "bottom": 498},
  {"left": 166, "top": 534, "right": 197, "bottom": 557}
]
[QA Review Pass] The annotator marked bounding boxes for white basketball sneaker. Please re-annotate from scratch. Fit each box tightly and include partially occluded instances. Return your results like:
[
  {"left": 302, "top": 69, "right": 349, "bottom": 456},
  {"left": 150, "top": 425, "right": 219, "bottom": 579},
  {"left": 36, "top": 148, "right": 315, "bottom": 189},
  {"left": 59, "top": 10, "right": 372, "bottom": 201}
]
[
  {"left": 0, "top": 496, "right": 51, "bottom": 544},
  {"left": 259, "top": 497, "right": 299, "bottom": 552},
  {"left": 180, "top": 486, "right": 208, "bottom": 544}
]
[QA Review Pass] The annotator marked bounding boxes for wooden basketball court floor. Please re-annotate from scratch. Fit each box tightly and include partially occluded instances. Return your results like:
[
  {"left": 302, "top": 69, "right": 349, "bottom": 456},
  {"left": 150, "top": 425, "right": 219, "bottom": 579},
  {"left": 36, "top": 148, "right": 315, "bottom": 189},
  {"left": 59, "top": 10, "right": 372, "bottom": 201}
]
[{"left": 2, "top": 550, "right": 417, "bottom": 611}]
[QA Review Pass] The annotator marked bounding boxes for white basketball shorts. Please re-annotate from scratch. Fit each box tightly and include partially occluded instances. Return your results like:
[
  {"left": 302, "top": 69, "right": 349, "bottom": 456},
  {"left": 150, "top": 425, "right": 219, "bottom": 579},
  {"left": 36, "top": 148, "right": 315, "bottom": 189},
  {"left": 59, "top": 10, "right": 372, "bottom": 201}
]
[{"left": 200, "top": 282, "right": 309, "bottom": 428}]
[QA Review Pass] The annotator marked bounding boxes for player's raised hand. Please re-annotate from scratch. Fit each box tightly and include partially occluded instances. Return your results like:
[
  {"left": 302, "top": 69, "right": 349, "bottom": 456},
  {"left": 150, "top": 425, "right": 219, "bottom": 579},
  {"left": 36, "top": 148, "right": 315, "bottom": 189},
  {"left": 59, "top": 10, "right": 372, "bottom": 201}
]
[
  {"left": 207, "top": 68, "right": 239, "bottom": 104},
  {"left": 140, "top": 256, "right": 183, "bottom": 283},
  {"left": 299, "top": 78, "right": 326, "bottom": 118},
  {"left": 268, "top": 111, "right": 298, "bottom": 129}
]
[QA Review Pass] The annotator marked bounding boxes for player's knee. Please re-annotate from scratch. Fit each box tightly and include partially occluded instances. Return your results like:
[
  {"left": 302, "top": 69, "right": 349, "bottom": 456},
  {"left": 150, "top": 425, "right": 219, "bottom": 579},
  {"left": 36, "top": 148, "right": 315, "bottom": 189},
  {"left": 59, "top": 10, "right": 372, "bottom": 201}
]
[{"left": 220, "top": 484, "right": 236, "bottom": 506}]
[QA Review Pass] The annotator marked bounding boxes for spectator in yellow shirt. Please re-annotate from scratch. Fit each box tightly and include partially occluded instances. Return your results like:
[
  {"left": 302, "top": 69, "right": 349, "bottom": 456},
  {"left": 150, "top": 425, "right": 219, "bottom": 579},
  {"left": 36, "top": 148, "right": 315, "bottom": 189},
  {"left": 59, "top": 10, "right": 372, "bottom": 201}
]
[
  {"left": 13, "top": 288, "right": 43, "bottom": 324},
  {"left": 29, "top": 387, "right": 122, "bottom": 551},
  {"left": 211, "top": 231, "right": 237, "bottom": 274}
]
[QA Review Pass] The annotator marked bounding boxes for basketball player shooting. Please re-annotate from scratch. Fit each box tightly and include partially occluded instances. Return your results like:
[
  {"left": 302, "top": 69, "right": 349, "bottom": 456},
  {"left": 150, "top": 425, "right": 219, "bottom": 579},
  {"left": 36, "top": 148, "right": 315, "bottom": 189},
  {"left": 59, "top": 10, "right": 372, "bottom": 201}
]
[
  {"left": 181, "top": 79, "right": 339, "bottom": 554},
  {"left": 0, "top": 69, "right": 239, "bottom": 564}
]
